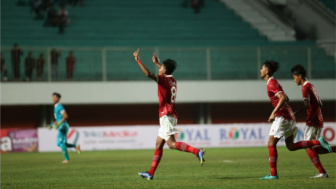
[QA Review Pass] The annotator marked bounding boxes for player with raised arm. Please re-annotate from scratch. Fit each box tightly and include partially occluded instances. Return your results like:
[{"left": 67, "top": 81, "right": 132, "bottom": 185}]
[
  {"left": 52, "top": 92, "right": 80, "bottom": 163},
  {"left": 259, "top": 60, "right": 331, "bottom": 180},
  {"left": 133, "top": 49, "right": 206, "bottom": 180},
  {"left": 291, "top": 64, "right": 335, "bottom": 178}
]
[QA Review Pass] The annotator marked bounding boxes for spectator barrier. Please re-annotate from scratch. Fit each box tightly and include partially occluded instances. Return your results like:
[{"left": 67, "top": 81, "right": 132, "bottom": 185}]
[{"left": 1, "top": 123, "right": 336, "bottom": 153}]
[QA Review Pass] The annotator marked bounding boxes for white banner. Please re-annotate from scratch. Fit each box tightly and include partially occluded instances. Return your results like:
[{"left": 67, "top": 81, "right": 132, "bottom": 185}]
[
  {"left": 38, "top": 123, "right": 336, "bottom": 152},
  {"left": 38, "top": 126, "right": 158, "bottom": 152}
]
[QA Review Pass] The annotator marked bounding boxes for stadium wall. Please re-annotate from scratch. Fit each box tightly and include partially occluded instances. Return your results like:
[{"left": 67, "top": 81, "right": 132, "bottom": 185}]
[
  {"left": 2, "top": 80, "right": 335, "bottom": 105},
  {"left": 1, "top": 80, "right": 335, "bottom": 128},
  {"left": 2, "top": 101, "right": 335, "bottom": 128}
]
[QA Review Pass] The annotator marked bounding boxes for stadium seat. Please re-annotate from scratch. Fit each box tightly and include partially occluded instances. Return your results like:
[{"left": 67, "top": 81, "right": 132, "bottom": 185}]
[{"left": 1, "top": 0, "right": 334, "bottom": 80}]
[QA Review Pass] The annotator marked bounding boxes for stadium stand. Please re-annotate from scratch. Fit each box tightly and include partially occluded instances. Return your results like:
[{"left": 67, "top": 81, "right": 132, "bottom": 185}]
[
  {"left": 1, "top": 0, "right": 268, "bottom": 47},
  {"left": 1, "top": 0, "right": 334, "bottom": 81}
]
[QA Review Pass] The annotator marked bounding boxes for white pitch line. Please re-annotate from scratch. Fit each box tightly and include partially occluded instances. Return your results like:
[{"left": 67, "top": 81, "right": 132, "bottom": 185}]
[{"left": 222, "top": 160, "right": 235, "bottom": 163}]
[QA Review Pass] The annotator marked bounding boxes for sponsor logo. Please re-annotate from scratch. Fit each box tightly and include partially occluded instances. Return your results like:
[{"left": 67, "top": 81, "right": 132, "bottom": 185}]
[
  {"left": 0, "top": 136, "right": 12, "bottom": 152},
  {"left": 228, "top": 128, "right": 239, "bottom": 140},
  {"left": 220, "top": 127, "right": 265, "bottom": 140},
  {"left": 82, "top": 130, "right": 137, "bottom": 138},
  {"left": 1, "top": 129, "right": 38, "bottom": 152},
  {"left": 67, "top": 129, "right": 80, "bottom": 144},
  {"left": 323, "top": 127, "right": 335, "bottom": 141},
  {"left": 175, "top": 129, "right": 184, "bottom": 141},
  {"left": 175, "top": 129, "right": 210, "bottom": 141}
]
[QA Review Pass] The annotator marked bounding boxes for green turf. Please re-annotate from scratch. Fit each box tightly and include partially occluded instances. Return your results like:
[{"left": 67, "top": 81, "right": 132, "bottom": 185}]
[{"left": 1, "top": 147, "right": 335, "bottom": 189}]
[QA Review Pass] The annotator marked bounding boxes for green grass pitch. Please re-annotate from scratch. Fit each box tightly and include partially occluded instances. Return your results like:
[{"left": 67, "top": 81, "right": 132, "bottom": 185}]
[{"left": 2, "top": 147, "right": 335, "bottom": 189}]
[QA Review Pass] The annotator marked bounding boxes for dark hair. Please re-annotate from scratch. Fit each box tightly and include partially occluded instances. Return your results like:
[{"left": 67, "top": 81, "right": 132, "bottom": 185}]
[
  {"left": 291, "top": 64, "right": 306, "bottom": 78},
  {"left": 263, "top": 60, "right": 279, "bottom": 76},
  {"left": 52, "top": 92, "right": 61, "bottom": 99},
  {"left": 163, "top": 59, "right": 177, "bottom": 75}
]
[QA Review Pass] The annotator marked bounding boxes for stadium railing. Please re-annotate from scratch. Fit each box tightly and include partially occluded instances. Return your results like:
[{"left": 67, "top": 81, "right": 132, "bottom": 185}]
[{"left": 1, "top": 46, "right": 334, "bottom": 82}]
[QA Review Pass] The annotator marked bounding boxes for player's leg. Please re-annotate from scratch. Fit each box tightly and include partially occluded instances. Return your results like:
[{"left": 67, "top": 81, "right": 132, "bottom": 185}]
[
  {"left": 313, "top": 146, "right": 336, "bottom": 154},
  {"left": 282, "top": 121, "right": 330, "bottom": 152},
  {"left": 161, "top": 115, "right": 206, "bottom": 166},
  {"left": 166, "top": 135, "right": 205, "bottom": 166},
  {"left": 160, "top": 115, "right": 201, "bottom": 155},
  {"left": 286, "top": 134, "right": 329, "bottom": 152},
  {"left": 66, "top": 143, "right": 75, "bottom": 147},
  {"left": 260, "top": 135, "right": 281, "bottom": 180},
  {"left": 308, "top": 127, "right": 335, "bottom": 154},
  {"left": 269, "top": 136, "right": 280, "bottom": 177},
  {"left": 57, "top": 127, "right": 70, "bottom": 163},
  {"left": 166, "top": 135, "right": 199, "bottom": 154},
  {"left": 138, "top": 136, "right": 165, "bottom": 180},
  {"left": 303, "top": 127, "right": 328, "bottom": 178},
  {"left": 260, "top": 117, "right": 282, "bottom": 180},
  {"left": 306, "top": 148, "right": 328, "bottom": 178},
  {"left": 61, "top": 124, "right": 81, "bottom": 154},
  {"left": 65, "top": 142, "right": 81, "bottom": 154},
  {"left": 148, "top": 137, "right": 165, "bottom": 176}
]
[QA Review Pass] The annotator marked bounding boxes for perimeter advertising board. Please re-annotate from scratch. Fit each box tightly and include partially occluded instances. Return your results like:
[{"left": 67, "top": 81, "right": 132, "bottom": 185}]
[
  {"left": 38, "top": 123, "right": 336, "bottom": 152},
  {"left": 0, "top": 129, "right": 38, "bottom": 153},
  {"left": 38, "top": 126, "right": 158, "bottom": 152}
]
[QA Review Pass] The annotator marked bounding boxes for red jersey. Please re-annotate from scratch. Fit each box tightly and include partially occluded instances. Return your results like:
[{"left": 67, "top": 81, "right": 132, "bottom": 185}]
[
  {"left": 157, "top": 75, "right": 178, "bottom": 119},
  {"left": 302, "top": 81, "right": 323, "bottom": 127},
  {"left": 267, "top": 77, "right": 295, "bottom": 120}
]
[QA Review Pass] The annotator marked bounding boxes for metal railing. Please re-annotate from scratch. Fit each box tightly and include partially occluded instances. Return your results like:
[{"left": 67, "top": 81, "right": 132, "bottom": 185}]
[{"left": 1, "top": 46, "right": 335, "bottom": 82}]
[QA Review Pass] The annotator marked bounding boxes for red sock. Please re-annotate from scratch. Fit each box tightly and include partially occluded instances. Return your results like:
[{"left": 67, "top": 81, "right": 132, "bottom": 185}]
[
  {"left": 313, "top": 146, "right": 335, "bottom": 154},
  {"left": 175, "top": 142, "right": 199, "bottom": 155},
  {"left": 148, "top": 149, "right": 163, "bottom": 176},
  {"left": 313, "top": 146, "right": 329, "bottom": 154},
  {"left": 291, "top": 140, "right": 320, "bottom": 150},
  {"left": 306, "top": 148, "right": 326, "bottom": 173},
  {"left": 268, "top": 145, "right": 277, "bottom": 176}
]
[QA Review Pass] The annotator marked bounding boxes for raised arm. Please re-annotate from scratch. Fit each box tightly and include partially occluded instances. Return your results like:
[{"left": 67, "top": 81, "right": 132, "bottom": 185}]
[
  {"left": 133, "top": 49, "right": 158, "bottom": 82},
  {"left": 152, "top": 53, "right": 162, "bottom": 69}
]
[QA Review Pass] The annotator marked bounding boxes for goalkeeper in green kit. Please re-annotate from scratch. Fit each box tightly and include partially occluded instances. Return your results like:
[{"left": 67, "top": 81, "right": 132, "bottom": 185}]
[{"left": 51, "top": 92, "right": 80, "bottom": 163}]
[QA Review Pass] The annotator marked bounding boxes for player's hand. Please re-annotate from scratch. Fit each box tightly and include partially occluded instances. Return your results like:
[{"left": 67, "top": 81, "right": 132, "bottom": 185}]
[
  {"left": 47, "top": 125, "right": 53, "bottom": 130},
  {"left": 268, "top": 113, "right": 275, "bottom": 122},
  {"left": 133, "top": 49, "right": 140, "bottom": 61},
  {"left": 293, "top": 111, "right": 298, "bottom": 117},
  {"left": 55, "top": 122, "right": 61, "bottom": 129},
  {"left": 152, "top": 53, "right": 159, "bottom": 63}
]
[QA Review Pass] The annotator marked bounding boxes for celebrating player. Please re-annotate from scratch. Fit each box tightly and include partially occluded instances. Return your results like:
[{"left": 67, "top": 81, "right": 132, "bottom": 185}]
[
  {"left": 291, "top": 64, "right": 335, "bottom": 178},
  {"left": 52, "top": 92, "right": 80, "bottom": 163},
  {"left": 133, "top": 49, "right": 206, "bottom": 180},
  {"left": 259, "top": 60, "right": 331, "bottom": 180}
]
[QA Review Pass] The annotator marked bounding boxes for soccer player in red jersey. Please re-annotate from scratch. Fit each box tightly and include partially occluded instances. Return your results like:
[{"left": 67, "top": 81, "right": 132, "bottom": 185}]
[
  {"left": 133, "top": 49, "right": 206, "bottom": 180},
  {"left": 259, "top": 60, "right": 331, "bottom": 180},
  {"left": 291, "top": 64, "right": 334, "bottom": 178}
]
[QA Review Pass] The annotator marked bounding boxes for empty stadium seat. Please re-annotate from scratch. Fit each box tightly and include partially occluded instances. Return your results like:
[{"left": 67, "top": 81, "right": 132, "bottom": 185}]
[{"left": 1, "top": 0, "right": 334, "bottom": 81}]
